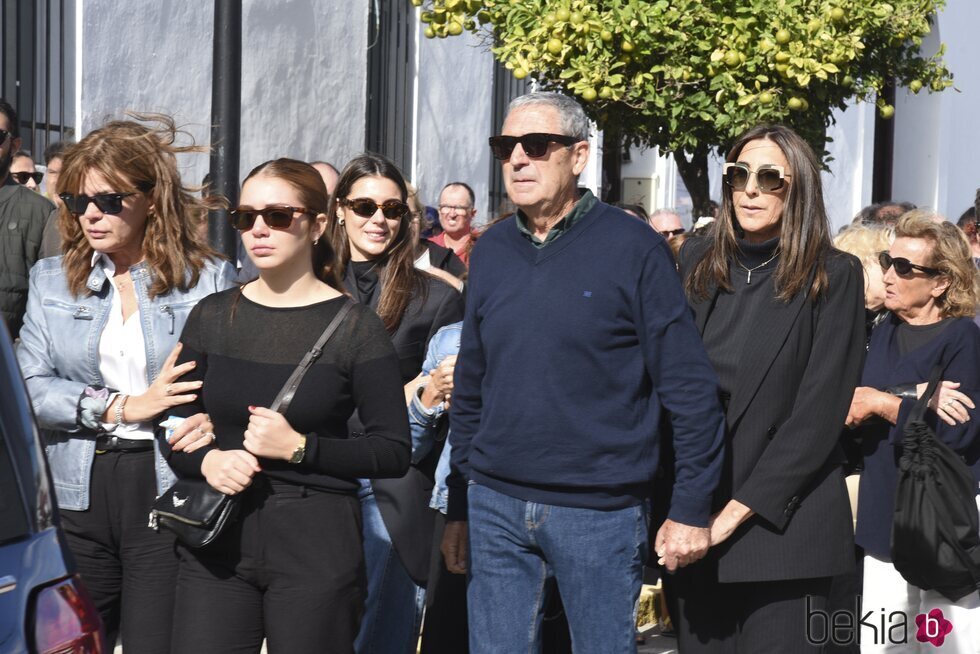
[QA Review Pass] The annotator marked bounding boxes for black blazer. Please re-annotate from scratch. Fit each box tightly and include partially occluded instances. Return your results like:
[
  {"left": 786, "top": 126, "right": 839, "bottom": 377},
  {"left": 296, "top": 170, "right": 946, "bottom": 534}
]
[
  {"left": 678, "top": 237, "right": 866, "bottom": 582},
  {"left": 344, "top": 269, "right": 465, "bottom": 585}
]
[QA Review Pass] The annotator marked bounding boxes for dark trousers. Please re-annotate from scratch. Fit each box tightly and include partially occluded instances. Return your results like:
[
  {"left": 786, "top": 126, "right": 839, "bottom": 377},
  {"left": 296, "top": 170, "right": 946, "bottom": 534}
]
[
  {"left": 171, "top": 478, "right": 366, "bottom": 654},
  {"left": 420, "top": 511, "right": 469, "bottom": 654},
  {"left": 60, "top": 449, "right": 177, "bottom": 654},
  {"left": 665, "top": 557, "right": 832, "bottom": 653}
]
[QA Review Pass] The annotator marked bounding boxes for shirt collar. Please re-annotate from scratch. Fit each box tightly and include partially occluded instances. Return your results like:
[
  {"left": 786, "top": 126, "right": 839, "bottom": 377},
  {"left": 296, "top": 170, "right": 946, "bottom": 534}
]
[{"left": 515, "top": 189, "right": 597, "bottom": 247}]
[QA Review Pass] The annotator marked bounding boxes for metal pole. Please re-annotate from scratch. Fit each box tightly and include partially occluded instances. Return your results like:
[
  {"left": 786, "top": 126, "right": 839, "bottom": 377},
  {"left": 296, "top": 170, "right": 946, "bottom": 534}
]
[{"left": 207, "top": 0, "right": 241, "bottom": 261}]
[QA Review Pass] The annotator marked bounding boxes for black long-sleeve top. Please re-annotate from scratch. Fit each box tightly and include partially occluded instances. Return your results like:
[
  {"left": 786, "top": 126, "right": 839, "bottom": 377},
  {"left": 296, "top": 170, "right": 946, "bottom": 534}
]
[{"left": 158, "top": 288, "right": 411, "bottom": 493}]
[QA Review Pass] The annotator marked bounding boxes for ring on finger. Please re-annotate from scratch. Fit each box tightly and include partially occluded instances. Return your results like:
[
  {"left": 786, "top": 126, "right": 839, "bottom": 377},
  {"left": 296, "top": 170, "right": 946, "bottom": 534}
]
[
  {"left": 204, "top": 431, "right": 216, "bottom": 442},
  {"left": 165, "top": 383, "right": 173, "bottom": 396}
]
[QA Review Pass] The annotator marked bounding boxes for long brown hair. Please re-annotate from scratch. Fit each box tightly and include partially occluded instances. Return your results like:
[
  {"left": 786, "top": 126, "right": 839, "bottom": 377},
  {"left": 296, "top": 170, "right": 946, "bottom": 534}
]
[
  {"left": 326, "top": 153, "right": 427, "bottom": 332},
  {"left": 241, "top": 158, "right": 341, "bottom": 289},
  {"left": 58, "top": 114, "right": 219, "bottom": 298},
  {"left": 686, "top": 124, "right": 833, "bottom": 303}
]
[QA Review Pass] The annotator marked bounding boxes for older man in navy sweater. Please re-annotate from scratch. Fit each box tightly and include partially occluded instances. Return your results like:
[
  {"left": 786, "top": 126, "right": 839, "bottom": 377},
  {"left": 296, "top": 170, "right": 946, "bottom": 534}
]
[{"left": 442, "top": 91, "right": 727, "bottom": 653}]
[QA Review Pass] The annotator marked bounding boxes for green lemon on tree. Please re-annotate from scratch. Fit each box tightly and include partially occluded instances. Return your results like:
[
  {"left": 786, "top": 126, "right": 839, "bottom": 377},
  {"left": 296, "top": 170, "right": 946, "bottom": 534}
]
[
  {"left": 879, "top": 105, "right": 895, "bottom": 119},
  {"left": 547, "top": 38, "right": 563, "bottom": 54},
  {"left": 448, "top": 21, "right": 463, "bottom": 35},
  {"left": 556, "top": 7, "right": 570, "bottom": 21},
  {"left": 424, "top": 26, "right": 436, "bottom": 38},
  {"left": 621, "top": 40, "right": 635, "bottom": 53},
  {"left": 581, "top": 87, "right": 598, "bottom": 102},
  {"left": 909, "top": 79, "right": 923, "bottom": 92},
  {"left": 830, "top": 7, "right": 846, "bottom": 23},
  {"left": 775, "top": 28, "right": 791, "bottom": 44},
  {"left": 758, "top": 91, "right": 774, "bottom": 104},
  {"left": 570, "top": 12, "right": 583, "bottom": 24},
  {"left": 724, "top": 51, "right": 740, "bottom": 67},
  {"left": 600, "top": 29, "right": 613, "bottom": 42},
  {"left": 513, "top": 67, "right": 528, "bottom": 80},
  {"left": 787, "top": 97, "right": 804, "bottom": 110},
  {"left": 599, "top": 86, "right": 613, "bottom": 99}
]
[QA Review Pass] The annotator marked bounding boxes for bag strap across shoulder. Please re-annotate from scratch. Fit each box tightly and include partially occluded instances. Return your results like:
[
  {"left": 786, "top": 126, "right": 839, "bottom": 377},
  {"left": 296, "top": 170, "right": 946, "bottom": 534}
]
[{"left": 269, "top": 298, "right": 353, "bottom": 415}]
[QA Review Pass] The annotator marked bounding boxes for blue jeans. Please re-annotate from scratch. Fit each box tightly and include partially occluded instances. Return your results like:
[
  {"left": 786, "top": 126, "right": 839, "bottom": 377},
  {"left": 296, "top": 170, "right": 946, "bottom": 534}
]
[
  {"left": 355, "top": 489, "right": 425, "bottom": 654},
  {"left": 467, "top": 483, "right": 647, "bottom": 654}
]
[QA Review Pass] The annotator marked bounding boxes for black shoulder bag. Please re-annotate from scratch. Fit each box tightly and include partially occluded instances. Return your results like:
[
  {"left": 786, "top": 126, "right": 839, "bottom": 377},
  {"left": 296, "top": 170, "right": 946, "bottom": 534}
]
[
  {"left": 891, "top": 364, "right": 980, "bottom": 601},
  {"left": 149, "top": 299, "right": 354, "bottom": 548}
]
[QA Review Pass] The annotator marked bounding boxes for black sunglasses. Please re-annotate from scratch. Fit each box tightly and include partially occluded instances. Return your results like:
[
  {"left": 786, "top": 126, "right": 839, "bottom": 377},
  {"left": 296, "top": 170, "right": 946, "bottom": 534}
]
[
  {"left": 60, "top": 192, "right": 136, "bottom": 216},
  {"left": 488, "top": 133, "right": 581, "bottom": 160},
  {"left": 723, "top": 162, "right": 791, "bottom": 192},
  {"left": 878, "top": 251, "right": 941, "bottom": 277},
  {"left": 230, "top": 205, "right": 310, "bottom": 231},
  {"left": 11, "top": 171, "right": 44, "bottom": 185},
  {"left": 659, "top": 228, "right": 686, "bottom": 237},
  {"left": 338, "top": 197, "right": 410, "bottom": 220}
]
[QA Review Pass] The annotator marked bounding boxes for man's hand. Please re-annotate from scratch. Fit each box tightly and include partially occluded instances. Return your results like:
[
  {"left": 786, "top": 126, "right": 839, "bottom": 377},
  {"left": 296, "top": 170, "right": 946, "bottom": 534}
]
[
  {"left": 442, "top": 520, "right": 469, "bottom": 574},
  {"left": 654, "top": 519, "right": 710, "bottom": 572},
  {"left": 707, "top": 499, "right": 754, "bottom": 547}
]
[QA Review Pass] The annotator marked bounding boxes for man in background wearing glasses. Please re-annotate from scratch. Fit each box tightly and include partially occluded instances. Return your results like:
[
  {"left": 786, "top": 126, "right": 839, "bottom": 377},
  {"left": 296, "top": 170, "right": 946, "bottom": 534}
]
[
  {"left": 430, "top": 181, "right": 479, "bottom": 267},
  {"left": 649, "top": 208, "right": 686, "bottom": 242},
  {"left": 442, "top": 91, "right": 726, "bottom": 653},
  {"left": 0, "top": 98, "right": 55, "bottom": 338}
]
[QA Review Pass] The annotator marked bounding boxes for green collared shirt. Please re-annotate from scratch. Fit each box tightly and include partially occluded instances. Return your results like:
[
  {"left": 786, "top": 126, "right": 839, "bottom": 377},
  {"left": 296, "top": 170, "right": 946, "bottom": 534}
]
[{"left": 515, "top": 189, "right": 597, "bottom": 249}]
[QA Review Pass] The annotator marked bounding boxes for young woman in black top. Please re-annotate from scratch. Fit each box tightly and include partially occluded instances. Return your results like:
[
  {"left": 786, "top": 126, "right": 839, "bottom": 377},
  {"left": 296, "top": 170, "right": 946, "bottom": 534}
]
[
  {"left": 326, "top": 154, "right": 464, "bottom": 654},
  {"left": 162, "top": 159, "right": 411, "bottom": 654}
]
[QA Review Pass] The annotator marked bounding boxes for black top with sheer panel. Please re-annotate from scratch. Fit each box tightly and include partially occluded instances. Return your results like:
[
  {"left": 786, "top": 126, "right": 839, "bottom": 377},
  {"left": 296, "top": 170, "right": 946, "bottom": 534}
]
[{"left": 158, "top": 287, "right": 411, "bottom": 493}]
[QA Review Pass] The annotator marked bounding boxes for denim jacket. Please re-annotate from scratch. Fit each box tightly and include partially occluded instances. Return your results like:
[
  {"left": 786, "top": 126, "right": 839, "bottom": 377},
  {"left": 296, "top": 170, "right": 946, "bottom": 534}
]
[
  {"left": 406, "top": 321, "right": 462, "bottom": 514},
  {"left": 16, "top": 255, "right": 237, "bottom": 510}
]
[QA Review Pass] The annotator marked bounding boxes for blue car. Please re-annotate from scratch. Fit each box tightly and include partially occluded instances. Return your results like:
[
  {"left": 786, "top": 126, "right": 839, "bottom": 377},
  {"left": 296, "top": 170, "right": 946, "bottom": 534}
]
[{"left": 0, "top": 319, "right": 105, "bottom": 654}]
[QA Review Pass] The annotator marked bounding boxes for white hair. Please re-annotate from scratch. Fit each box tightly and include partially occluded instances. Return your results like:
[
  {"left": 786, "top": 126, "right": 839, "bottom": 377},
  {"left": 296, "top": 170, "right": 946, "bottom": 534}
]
[{"left": 508, "top": 92, "right": 590, "bottom": 141}]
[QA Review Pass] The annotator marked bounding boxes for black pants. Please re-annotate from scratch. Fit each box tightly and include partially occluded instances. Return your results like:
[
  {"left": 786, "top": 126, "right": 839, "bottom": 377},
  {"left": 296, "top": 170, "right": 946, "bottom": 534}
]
[
  {"left": 665, "top": 557, "right": 832, "bottom": 653},
  {"left": 171, "top": 478, "right": 365, "bottom": 654},
  {"left": 420, "top": 511, "right": 469, "bottom": 654},
  {"left": 60, "top": 449, "right": 177, "bottom": 654}
]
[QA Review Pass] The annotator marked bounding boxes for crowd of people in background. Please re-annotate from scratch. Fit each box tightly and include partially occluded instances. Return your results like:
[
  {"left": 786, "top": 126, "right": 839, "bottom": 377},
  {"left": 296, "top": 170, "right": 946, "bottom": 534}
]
[{"left": 1, "top": 87, "right": 979, "bottom": 654}]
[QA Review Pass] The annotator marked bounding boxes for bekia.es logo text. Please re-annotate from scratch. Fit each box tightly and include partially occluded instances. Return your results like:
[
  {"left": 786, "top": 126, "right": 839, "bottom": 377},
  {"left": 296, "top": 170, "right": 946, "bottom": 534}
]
[{"left": 806, "top": 596, "right": 953, "bottom": 647}]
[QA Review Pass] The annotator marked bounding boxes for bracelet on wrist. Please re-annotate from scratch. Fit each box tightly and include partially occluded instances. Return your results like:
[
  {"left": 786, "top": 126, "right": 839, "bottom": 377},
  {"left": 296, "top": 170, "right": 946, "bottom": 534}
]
[{"left": 115, "top": 394, "right": 130, "bottom": 428}]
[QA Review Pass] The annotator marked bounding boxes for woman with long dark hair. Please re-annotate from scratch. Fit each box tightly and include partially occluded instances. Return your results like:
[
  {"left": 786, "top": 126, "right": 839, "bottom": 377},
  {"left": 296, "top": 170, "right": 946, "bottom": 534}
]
[
  {"left": 16, "top": 116, "right": 236, "bottom": 653},
  {"left": 327, "top": 153, "right": 464, "bottom": 654},
  {"left": 670, "top": 124, "right": 867, "bottom": 652},
  {"left": 162, "top": 158, "right": 411, "bottom": 653}
]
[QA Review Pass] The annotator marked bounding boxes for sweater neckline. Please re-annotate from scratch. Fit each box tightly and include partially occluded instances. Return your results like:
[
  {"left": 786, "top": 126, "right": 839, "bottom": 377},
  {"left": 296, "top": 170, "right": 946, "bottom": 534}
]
[{"left": 507, "top": 199, "right": 603, "bottom": 265}]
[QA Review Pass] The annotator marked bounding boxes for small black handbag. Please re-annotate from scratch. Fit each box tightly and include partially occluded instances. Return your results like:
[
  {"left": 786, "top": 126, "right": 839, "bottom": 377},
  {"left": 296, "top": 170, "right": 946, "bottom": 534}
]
[
  {"left": 891, "top": 364, "right": 980, "bottom": 601},
  {"left": 150, "top": 299, "right": 353, "bottom": 548}
]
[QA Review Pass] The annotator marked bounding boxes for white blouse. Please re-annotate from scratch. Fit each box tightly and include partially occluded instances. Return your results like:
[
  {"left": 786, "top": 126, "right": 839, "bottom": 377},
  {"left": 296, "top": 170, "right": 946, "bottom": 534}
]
[{"left": 95, "top": 253, "right": 154, "bottom": 440}]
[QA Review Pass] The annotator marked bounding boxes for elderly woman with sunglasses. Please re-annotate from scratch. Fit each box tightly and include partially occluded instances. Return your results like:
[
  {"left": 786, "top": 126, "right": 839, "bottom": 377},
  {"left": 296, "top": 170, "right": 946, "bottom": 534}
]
[
  {"left": 845, "top": 211, "right": 980, "bottom": 651},
  {"left": 15, "top": 116, "right": 235, "bottom": 653},
  {"left": 326, "top": 153, "right": 464, "bottom": 654},
  {"left": 669, "top": 124, "right": 867, "bottom": 652}
]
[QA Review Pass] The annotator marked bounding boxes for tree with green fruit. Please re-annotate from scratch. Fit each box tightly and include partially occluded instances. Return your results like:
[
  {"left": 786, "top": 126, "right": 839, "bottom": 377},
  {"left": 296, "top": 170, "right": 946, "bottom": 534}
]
[{"left": 412, "top": 0, "right": 953, "bottom": 218}]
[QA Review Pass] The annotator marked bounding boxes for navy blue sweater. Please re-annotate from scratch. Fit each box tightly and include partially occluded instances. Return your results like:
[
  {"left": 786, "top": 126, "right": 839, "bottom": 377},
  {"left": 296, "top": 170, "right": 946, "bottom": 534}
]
[
  {"left": 855, "top": 315, "right": 980, "bottom": 559},
  {"left": 447, "top": 202, "right": 726, "bottom": 526}
]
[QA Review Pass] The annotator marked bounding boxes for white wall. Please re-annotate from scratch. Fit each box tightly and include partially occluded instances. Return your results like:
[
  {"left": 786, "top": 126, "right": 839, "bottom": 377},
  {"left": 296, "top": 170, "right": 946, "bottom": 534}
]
[
  {"left": 822, "top": 101, "right": 875, "bottom": 230},
  {"left": 77, "top": 0, "right": 368, "bottom": 192},
  {"left": 413, "top": 23, "right": 494, "bottom": 225}
]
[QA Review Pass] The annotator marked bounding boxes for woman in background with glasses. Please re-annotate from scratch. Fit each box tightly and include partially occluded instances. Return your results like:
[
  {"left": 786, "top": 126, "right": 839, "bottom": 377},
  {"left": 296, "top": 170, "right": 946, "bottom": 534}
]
[
  {"left": 327, "top": 153, "right": 464, "bottom": 654},
  {"left": 10, "top": 150, "right": 43, "bottom": 191},
  {"left": 669, "top": 124, "right": 867, "bottom": 652},
  {"left": 163, "top": 158, "right": 411, "bottom": 654},
  {"left": 15, "top": 116, "right": 236, "bottom": 653},
  {"left": 846, "top": 211, "right": 980, "bottom": 651}
]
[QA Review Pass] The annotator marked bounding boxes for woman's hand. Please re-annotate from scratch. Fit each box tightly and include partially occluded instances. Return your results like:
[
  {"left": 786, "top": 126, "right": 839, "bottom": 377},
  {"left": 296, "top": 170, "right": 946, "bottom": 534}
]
[
  {"left": 168, "top": 412, "right": 216, "bottom": 453},
  {"left": 124, "top": 343, "right": 202, "bottom": 422},
  {"left": 918, "top": 380, "right": 975, "bottom": 426},
  {"left": 421, "top": 355, "right": 457, "bottom": 409},
  {"left": 243, "top": 406, "right": 304, "bottom": 461},
  {"left": 846, "top": 386, "right": 900, "bottom": 427},
  {"left": 707, "top": 499, "right": 755, "bottom": 547},
  {"left": 201, "top": 449, "right": 261, "bottom": 495}
]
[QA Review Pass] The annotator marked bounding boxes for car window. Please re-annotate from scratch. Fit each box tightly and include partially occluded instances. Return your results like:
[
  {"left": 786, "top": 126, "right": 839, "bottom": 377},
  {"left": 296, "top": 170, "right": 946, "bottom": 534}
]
[{"left": 0, "top": 426, "right": 29, "bottom": 542}]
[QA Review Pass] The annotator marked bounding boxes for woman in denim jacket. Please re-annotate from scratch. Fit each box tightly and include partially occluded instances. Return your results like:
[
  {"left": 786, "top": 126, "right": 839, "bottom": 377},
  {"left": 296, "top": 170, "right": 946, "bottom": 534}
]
[{"left": 15, "top": 116, "right": 236, "bottom": 654}]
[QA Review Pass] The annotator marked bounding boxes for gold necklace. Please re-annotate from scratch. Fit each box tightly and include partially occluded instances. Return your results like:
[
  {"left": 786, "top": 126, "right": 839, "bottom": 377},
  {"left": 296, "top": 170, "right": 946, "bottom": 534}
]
[{"left": 736, "top": 249, "right": 780, "bottom": 284}]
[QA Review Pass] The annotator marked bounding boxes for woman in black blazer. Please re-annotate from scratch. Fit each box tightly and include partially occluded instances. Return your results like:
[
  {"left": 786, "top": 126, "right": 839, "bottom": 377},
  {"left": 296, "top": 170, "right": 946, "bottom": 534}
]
[
  {"left": 327, "top": 154, "right": 464, "bottom": 654},
  {"left": 670, "top": 124, "right": 866, "bottom": 652}
]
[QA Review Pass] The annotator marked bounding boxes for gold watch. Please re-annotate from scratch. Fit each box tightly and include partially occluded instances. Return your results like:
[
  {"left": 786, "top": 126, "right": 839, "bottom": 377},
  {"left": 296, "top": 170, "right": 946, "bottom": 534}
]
[{"left": 288, "top": 435, "right": 307, "bottom": 464}]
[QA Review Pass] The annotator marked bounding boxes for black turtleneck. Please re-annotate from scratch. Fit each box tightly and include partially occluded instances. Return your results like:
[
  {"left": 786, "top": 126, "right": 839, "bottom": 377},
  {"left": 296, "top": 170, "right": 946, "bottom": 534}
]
[
  {"left": 702, "top": 237, "right": 781, "bottom": 397},
  {"left": 347, "top": 260, "right": 382, "bottom": 308}
]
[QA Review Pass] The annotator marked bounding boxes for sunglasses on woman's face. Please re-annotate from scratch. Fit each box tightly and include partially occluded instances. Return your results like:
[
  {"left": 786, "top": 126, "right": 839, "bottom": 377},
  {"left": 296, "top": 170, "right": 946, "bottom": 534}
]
[
  {"left": 338, "top": 197, "right": 410, "bottom": 220},
  {"left": 723, "top": 162, "right": 791, "bottom": 192},
  {"left": 11, "top": 171, "right": 44, "bottom": 186},
  {"left": 229, "top": 206, "right": 309, "bottom": 231},
  {"left": 488, "top": 132, "right": 581, "bottom": 160},
  {"left": 60, "top": 192, "right": 136, "bottom": 216},
  {"left": 878, "top": 251, "right": 941, "bottom": 278}
]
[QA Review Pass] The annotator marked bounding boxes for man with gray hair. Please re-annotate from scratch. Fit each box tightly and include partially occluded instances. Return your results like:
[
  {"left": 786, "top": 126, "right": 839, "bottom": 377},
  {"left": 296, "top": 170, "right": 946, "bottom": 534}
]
[
  {"left": 443, "top": 91, "right": 725, "bottom": 652},
  {"left": 649, "top": 207, "right": 686, "bottom": 241}
]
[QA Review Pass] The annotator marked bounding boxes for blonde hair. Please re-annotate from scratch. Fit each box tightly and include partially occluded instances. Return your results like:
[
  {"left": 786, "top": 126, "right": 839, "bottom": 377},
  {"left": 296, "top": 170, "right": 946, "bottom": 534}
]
[
  {"left": 834, "top": 224, "right": 894, "bottom": 269},
  {"left": 59, "top": 114, "right": 220, "bottom": 298},
  {"left": 894, "top": 211, "right": 979, "bottom": 318}
]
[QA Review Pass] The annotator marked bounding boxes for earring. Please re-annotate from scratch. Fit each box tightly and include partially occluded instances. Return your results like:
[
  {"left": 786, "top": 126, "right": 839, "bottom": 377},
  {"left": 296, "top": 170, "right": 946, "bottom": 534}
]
[
  {"left": 313, "top": 237, "right": 319, "bottom": 245},
  {"left": 338, "top": 217, "right": 345, "bottom": 226}
]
